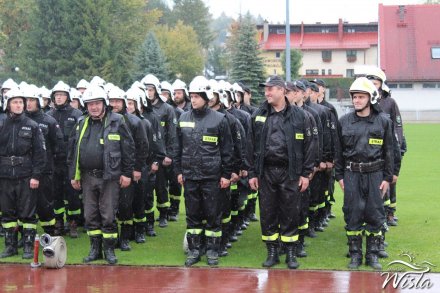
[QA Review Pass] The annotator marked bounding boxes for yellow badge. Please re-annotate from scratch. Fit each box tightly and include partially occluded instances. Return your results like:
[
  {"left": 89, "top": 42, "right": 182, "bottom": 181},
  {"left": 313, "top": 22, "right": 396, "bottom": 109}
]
[
  {"left": 180, "top": 121, "right": 195, "bottom": 128},
  {"left": 255, "top": 116, "right": 267, "bottom": 123},
  {"left": 369, "top": 138, "right": 383, "bottom": 145},
  {"left": 203, "top": 136, "right": 218, "bottom": 143},
  {"left": 161, "top": 121, "right": 166, "bottom": 127},
  {"left": 295, "top": 133, "right": 304, "bottom": 140},
  {"left": 108, "top": 134, "right": 120, "bottom": 141}
]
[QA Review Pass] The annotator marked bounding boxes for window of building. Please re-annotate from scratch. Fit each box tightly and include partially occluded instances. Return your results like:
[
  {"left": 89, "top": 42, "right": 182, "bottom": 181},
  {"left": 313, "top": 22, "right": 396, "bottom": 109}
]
[
  {"left": 306, "top": 69, "right": 319, "bottom": 75},
  {"left": 276, "top": 29, "right": 285, "bottom": 34},
  {"left": 347, "top": 28, "right": 356, "bottom": 33},
  {"left": 399, "top": 83, "right": 413, "bottom": 89},
  {"left": 321, "top": 69, "right": 325, "bottom": 75},
  {"left": 387, "top": 83, "right": 398, "bottom": 89},
  {"left": 422, "top": 83, "right": 437, "bottom": 88},
  {"left": 328, "top": 69, "right": 332, "bottom": 75},
  {"left": 346, "top": 50, "right": 357, "bottom": 62},
  {"left": 432, "top": 47, "right": 440, "bottom": 59},
  {"left": 321, "top": 29, "right": 330, "bottom": 33},
  {"left": 322, "top": 50, "right": 332, "bottom": 62},
  {"left": 346, "top": 69, "right": 354, "bottom": 78},
  {"left": 275, "top": 52, "right": 281, "bottom": 58}
]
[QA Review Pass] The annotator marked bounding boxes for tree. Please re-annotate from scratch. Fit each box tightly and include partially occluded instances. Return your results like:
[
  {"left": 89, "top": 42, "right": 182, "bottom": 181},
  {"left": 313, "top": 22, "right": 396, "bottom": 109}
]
[
  {"left": 206, "top": 45, "right": 228, "bottom": 78},
  {"left": 281, "top": 49, "right": 303, "bottom": 80},
  {"left": 154, "top": 22, "right": 204, "bottom": 83},
  {"left": 228, "top": 13, "right": 265, "bottom": 95},
  {"left": 171, "top": 0, "right": 213, "bottom": 49},
  {"left": 131, "top": 31, "right": 170, "bottom": 82}
]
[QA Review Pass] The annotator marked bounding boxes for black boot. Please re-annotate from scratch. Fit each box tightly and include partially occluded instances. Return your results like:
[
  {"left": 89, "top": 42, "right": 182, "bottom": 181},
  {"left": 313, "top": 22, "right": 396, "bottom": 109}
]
[
  {"left": 103, "top": 238, "right": 118, "bottom": 264},
  {"left": 22, "top": 229, "right": 36, "bottom": 259},
  {"left": 219, "top": 223, "right": 229, "bottom": 257},
  {"left": 387, "top": 210, "right": 398, "bottom": 226},
  {"left": 206, "top": 237, "right": 220, "bottom": 266},
  {"left": 378, "top": 230, "right": 388, "bottom": 258},
  {"left": 69, "top": 220, "right": 79, "bottom": 238},
  {"left": 83, "top": 236, "right": 103, "bottom": 263},
  {"left": 262, "top": 242, "right": 280, "bottom": 267},
  {"left": 134, "top": 223, "right": 145, "bottom": 244},
  {"left": 43, "top": 225, "right": 56, "bottom": 236},
  {"left": 307, "top": 213, "right": 317, "bottom": 238},
  {"left": 314, "top": 210, "right": 324, "bottom": 232},
  {"left": 0, "top": 228, "right": 18, "bottom": 258},
  {"left": 54, "top": 217, "right": 65, "bottom": 236},
  {"left": 168, "top": 199, "right": 180, "bottom": 222},
  {"left": 17, "top": 226, "right": 24, "bottom": 248},
  {"left": 120, "top": 224, "right": 132, "bottom": 251},
  {"left": 185, "top": 234, "right": 201, "bottom": 267},
  {"left": 248, "top": 198, "right": 258, "bottom": 222},
  {"left": 365, "top": 235, "right": 382, "bottom": 270},
  {"left": 285, "top": 242, "right": 300, "bottom": 269},
  {"left": 228, "top": 218, "right": 238, "bottom": 242},
  {"left": 0, "top": 222, "right": 5, "bottom": 237},
  {"left": 347, "top": 235, "right": 363, "bottom": 269},
  {"left": 145, "top": 213, "right": 157, "bottom": 237},
  {"left": 297, "top": 234, "right": 307, "bottom": 258},
  {"left": 158, "top": 209, "right": 168, "bottom": 228}
]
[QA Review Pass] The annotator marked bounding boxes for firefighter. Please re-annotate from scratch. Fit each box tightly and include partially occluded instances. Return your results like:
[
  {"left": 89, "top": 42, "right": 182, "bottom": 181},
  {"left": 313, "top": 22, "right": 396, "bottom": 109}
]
[
  {"left": 76, "top": 79, "right": 90, "bottom": 95},
  {"left": 24, "top": 85, "right": 63, "bottom": 237},
  {"left": 108, "top": 87, "right": 149, "bottom": 250},
  {"left": 68, "top": 85, "right": 135, "bottom": 264},
  {"left": 172, "top": 79, "right": 191, "bottom": 112},
  {"left": 0, "top": 87, "right": 46, "bottom": 259},
  {"left": 47, "top": 81, "right": 83, "bottom": 237},
  {"left": 70, "top": 88, "right": 85, "bottom": 113},
  {"left": 141, "top": 74, "right": 177, "bottom": 228},
  {"left": 248, "top": 75, "right": 315, "bottom": 269},
  {"left": 335, "top": 77, "right": 394, "bottom": 270},
  {"left": 40, "top": 86, "right": 52, "bottom": 113},
  {"left": 175, "top": 76, "right": 233, "bottom": 267}
]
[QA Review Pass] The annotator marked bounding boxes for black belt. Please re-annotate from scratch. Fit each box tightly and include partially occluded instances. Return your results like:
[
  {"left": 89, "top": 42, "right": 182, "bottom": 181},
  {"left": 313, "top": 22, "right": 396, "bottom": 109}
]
[
  {"left": 0, "top": 156, "right": 24, "bottom": 166},
  {"left": 346, "top": 160, "right": 384, "bottom": 173},
  {"left": 85, "top": 169, "right": 104, "bottom": 178}
]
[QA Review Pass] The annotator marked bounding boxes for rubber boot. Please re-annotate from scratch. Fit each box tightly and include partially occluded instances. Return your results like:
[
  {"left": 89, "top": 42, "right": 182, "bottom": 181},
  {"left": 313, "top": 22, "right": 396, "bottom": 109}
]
[
  {"left": 387, "top": 210, "right": 398, "bottom": 227},
  {"left": 17, "top": 226, "right": 24, "bottom": 248},
  {"left": 347, "top": 235, "right": 363, "bottom": 269},
  {"left": 103, "top": 237, "right": 118, "bottom": 264},
  {"left": 262, "top": 242, "right": 280, "bottom": 267},
  {"left": 206, "top": 236, "right": 220, "bottom": 266},
  {"left": 168, "top": 199, "right": 179, "bottom": 222},
  {"left": 297, "top": 233, "right": 307, "bottom": 258},
  {"left": 54, "top": 217, "right": 65, "bottom": 236},
  {"left": 145, "top": 213, "right": 157, "bottom": 237},
  {"left": 43, "top": 224, "right": 56, "bottom": 236},
  {"left": 219, "top": 223, "right": 229, "bottom": 257},
  {"left": 228, "top": 217, "right": 238, "bottom": 242},
  {"left": 69, "top": 220, "right": 79, "bottom": 238},
  {"left": 158, "top": 208, "right": 168, "bottom": 228},
  {"left": 22, "top": 228, "right": 36, "bottom": 259},
  {"left": 185, "top": 234, "right": 201, "bottom": 267},
  {"left": 365, "top": 235, "right": 382, "bottom": 270},
  {"left": 328, "top": 205, "right": 336, "bottom": 218},
  {"left": 120, "top": 224, "right": 132, "bottom": 251},
  {"left": 307, "top": 212, "right": 317, "bottom": 238},
  {"left": 0, "top": 228, "right": 18, "bottom": 258},
  {"left": 378, "top": 228, "right": 388, "bottom": 258},
  {"left": 134, "top": 223, "right": 146, "bottom": 244},
  {"left": 285, "top": 242, "right": 300, "bottom": 269},
  {"left": 83, "top": 236, "right": 103, "bottom": 263},
  {"left": 248, "top": 198, "right": 258, "bottom": 222},
  {"left": 314, "top": 210, "right": 325, "bottom": 232}
]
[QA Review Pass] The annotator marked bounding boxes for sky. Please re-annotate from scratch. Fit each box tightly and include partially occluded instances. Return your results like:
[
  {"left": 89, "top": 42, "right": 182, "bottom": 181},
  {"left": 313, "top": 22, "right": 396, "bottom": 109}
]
[{"left": 201, "top": 0, "right": 425, "bottom": 24}]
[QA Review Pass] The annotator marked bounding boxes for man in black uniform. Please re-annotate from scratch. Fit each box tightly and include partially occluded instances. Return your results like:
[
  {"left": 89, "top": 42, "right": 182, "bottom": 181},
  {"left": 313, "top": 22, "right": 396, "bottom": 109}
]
[
  {"left": 335, "top": 77, "right": 394, "bottom": 270},
  {"left": 0, "top": 87, "right": 46, "bottom": 259},
  {"left": 68, "top": 85, "right": 135, "bottom": 264},
  {"left": 109, "top": 87, "right": 149, "bottom": 250},
  {"left": 40, "top": 87, "right": 52, "bottom": 113},
  {"left": 237, "top": 82, "right": 258, "bottom": 116},
  {"left": 248, "top": 75, "right": 315, "bottom": 269},
  {"left": 142, "top": 74, "right": 177, "bottom": 228},
  {"left": 24, "top": 85, "right": 63, "bottom": 236},
  {"left": 47, "top": 81, "right": 83, "bottom": 237},
  {"left": 175, "top": 76, "right": 233, "bottom": 267},
  {"left": 172, "top": 79, "right": 191, "bottom": 112}
]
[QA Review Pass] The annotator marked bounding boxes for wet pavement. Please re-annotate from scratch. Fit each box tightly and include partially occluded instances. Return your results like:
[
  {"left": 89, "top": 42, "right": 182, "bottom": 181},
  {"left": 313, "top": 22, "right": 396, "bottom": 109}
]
[{"left": 0, "top": 264, "right": 439, "bottom": 292}]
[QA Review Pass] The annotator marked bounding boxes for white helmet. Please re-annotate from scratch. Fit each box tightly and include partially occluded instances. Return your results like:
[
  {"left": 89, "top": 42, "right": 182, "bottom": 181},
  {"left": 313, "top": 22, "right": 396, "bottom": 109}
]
[
  {"left": 1, "top": 78, "right": 18, "bottom": 92},
  {"left": 232, "top": 82, "right": 244, "bottom": 102},
  {"left": 82, "top": 85, "right": 109, "bottom": 106},
  {"left": 218, "top": 80, "right": 234, "bottom": 102},
  {"left": 3, "top": 87, "right": 24, "bottom": 111},
  {"left": 40, "top": 86, "right": 51, "bottom": 100},
  {"left": 141, "top": 74, "right": 162, "bottom": 95},
  {"left": 126, "top": 87, "right": 144, "bottom": 112},
  {"left": 90, "top": 76, "right": 106, "bottom": 88},
  {"left": 172, "top": 79, "right": 189, "bottom": 97},
  {"left": 209, "top": 79, "right": 229, "bottom": 107},
  {"left": 382, "top": 83, "right": 391, "bottom": 94},
  {"left": 160, "top": 81, "right": 174, "bottom": 99},
  {"left": 108, "top": 86, "right": 126, "bottom": 101},
  {"left": 22, "top": 84, "right": 44, "bottom": 108},
  {"left": 51, "top": 81, "right": 71, "bottom": 101},
  {"left": 132, "top": 81, "right": 148, "bottom": 106},
  {"left": 70, "top": 88, "right": 84, "bottom": 107},
  {"left": 76, "top": 79, "right": 89, "bottom": 90},
  {"left": 19, "top": 81, "right": 29, "bottom": 89},
  {"left": 189, "top": 76, "right": 213, "bottom": 100},
  {"left": 349, "top": 77, "right": 379, "bottom": 105},
  {"left": 104, "top": 82, "right": 116, "bottom": 95},
  {"left": 365, "top": 67, "right": 387, "bottom": 84}
]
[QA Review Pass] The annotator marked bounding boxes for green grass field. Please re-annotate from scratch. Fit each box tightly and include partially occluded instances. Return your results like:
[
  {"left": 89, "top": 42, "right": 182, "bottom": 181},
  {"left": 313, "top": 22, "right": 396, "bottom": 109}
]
[{"left": 1, "top": 123, "right": 439, "bottom": 272}]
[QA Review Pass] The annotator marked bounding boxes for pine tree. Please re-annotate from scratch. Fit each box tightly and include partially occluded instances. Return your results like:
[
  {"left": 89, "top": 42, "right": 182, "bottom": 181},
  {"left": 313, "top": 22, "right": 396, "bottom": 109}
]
[
  {"left": 131, "top": 31, "right": 170, "bottom": 82},
  {"left": 229, "top": 13, "right": 265, "bottom": 95}
]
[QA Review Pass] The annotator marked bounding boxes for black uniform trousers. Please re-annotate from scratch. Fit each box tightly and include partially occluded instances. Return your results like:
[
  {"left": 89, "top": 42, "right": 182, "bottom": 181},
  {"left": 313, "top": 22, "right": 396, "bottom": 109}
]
[
  {"left": 165, "top": 164, "right": 181, "bottom": 200},
  {"left": 82, "top": 173, "right": 119, "bottom": 237},
  {"left": 0, "top": 177, "right": 37, "bottom": 229},
  {"left": 144, "top": 173, "right": 156, "bottom": 220},
  {"left": 153, "top": 166, "right": 170, "bottom": 212},
  {"left": 342, "top": 170, "right": 386, "bottom": 234},
  {"left": 118, "top": 175, "right": 147, "bottom": 224},
  {"left": 184, "top": 179, "right": 222, "bottom": 236},
  {"left": 37, "top": 174, "right": 56, "bottom": 227},
  {"left": 259, "top": 166, "right": 301, "bottom": 243},
  {"left": 53, "top": 164, "right": 82, "bottom": 220}
]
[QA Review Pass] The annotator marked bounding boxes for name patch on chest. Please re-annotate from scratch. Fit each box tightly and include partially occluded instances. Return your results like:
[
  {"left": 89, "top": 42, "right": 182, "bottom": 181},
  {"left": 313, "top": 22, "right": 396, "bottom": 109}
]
[
  {"left": 21, "top": 126, "right": 32, "bottom": 131},
  {"left": 202, "top": 136, "right": 218, "bottom": 143},
  {"left": 180, "top": 121, "right": 195, "bottom": 128},
  {"left": 295, "top": 133, "right": 304, "bottom": 140},
  {"left": 255, "top": 116, "right": 266, "bottom": 123},
  {"left": 369, "top": 138, "right": 383, "bottom": 145}
]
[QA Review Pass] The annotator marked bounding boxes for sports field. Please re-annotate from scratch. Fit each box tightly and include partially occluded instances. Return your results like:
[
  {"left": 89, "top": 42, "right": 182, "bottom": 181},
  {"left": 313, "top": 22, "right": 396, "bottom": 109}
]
[{"left": 1, "top": 123, "right": 439, "bottom": 272}]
